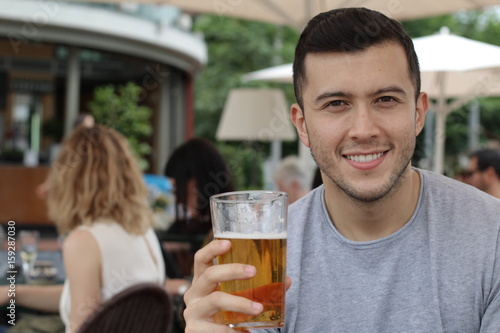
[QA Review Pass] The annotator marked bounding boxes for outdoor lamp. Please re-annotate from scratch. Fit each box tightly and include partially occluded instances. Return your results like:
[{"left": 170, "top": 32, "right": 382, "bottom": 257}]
[
  {"left": 216, "top": 88, "right": 296, "bottom": 142},
  {"left": 216, "top": 88, "right": 297, "bottom": 187}
]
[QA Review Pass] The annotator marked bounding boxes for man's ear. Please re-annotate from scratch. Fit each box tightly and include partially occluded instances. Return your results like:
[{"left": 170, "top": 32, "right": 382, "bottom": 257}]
[
  {"left": 415, "top": 92, "right": 429, "bottom": 136},
  {"left": 291, "top": 103, "right": 310, "bottom": 148}
]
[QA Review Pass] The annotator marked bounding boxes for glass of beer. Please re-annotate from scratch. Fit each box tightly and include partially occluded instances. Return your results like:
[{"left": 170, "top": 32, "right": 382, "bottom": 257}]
[{"left": 210, "top": 191, "right": 287, "bottom": 330}]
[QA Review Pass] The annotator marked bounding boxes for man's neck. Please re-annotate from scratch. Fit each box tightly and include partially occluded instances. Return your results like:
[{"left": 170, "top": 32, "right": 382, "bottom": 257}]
[{"left": 323, "top": 169, "right": 421, "bottom": 242}]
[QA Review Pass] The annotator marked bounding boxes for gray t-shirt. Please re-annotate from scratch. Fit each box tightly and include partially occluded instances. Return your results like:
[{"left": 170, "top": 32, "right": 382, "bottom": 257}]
[{"left": 256, "top": 169, "right": 500, "bottom": 332}]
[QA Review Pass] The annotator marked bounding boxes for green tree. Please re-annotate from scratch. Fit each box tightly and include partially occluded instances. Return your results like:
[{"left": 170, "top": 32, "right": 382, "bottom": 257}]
[
  {"left": 192, "top": 15, "right": 299, "bottom": 188},
  {"left": 87, "top": 82, "right": 153, "bottom": 170},
  {"left": 217, "top": 142, "right": 264, "bottom": 190},
  {"left": 193, "top": 15, "right": 298, "bottom": 140}
]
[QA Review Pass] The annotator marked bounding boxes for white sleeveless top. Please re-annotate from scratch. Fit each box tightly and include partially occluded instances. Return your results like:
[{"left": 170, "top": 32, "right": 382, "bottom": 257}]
[{"left": 59, "top": 220, "right": 165, "bottom": 332}]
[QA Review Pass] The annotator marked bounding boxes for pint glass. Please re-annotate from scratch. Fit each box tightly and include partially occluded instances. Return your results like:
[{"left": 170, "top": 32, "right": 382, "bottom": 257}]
[{"left": 210, "top": 191, "right": 288, "bottom": 329}]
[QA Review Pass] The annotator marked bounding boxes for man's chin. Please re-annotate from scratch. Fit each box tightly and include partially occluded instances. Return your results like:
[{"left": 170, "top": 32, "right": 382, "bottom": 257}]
[{"left": 337, "top": 178, "right": 396, "bottom": 204}]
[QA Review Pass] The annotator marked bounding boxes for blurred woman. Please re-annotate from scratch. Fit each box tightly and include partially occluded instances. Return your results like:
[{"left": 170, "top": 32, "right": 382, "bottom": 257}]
[
  {"left": 1, "top": 125, "right": 165, "bottom": 333},
  {"left": 51, "top": 125, "right": 165, "bottom": 332},
  {"left": 164, "top": 138, "right": 234, "bottom": 241}
]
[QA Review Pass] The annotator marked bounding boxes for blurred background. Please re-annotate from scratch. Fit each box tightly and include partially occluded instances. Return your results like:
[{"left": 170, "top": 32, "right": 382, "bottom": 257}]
[{"left": 4, "top": 2, "right": 500, "bottom": 332}]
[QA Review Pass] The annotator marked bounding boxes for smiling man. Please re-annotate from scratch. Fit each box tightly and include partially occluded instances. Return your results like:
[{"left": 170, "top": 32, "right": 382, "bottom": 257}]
[
  {"left": 291, "top": 42, "right": 427, "bottom": 242},
  {"left": 183, "top": 8, "right": 500, "bottom": 333}
]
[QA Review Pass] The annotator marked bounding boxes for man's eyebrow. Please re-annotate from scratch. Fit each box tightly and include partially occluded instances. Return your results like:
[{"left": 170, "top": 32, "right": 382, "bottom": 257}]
[
  {"left": 373, "top": 86, "right": 408, "bottom": 97},
  {"left": 313, "top": 86, "right": 409, "bottom": 104},
  {"left": 314, "top": 91, "right": 352, "bottom": 104}
]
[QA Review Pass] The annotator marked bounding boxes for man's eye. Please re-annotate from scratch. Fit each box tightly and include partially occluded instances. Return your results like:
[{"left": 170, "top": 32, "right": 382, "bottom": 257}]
[
  {"left": 328, "top": 100, "right": 345, "bottom": 107},
  {"left": 378, "top": 96, "right": 396, "bottom": 103}
]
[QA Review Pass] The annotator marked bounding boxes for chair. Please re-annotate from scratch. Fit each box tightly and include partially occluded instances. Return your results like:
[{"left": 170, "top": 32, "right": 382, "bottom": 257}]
[{"left": 77, "top": 283, "right": 172, "bottom": 333}]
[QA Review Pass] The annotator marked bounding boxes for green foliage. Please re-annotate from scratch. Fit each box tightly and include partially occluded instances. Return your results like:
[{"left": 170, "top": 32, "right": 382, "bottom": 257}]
[
  {"left": 216, "top": 142, "right": 264, "bottom": 190},
  {"left": 192, "top": 15, "right": 299, "bottom": 188},
  {"left": 192, "top": 15, "right": 299, "bottom": 141},
  {"left": 478, "top": 97, "right": 500, "bottom": 141},
  {"left": 0, "top": 148, "right": 23, "bottom": 162},
  {"left": 403, "top": 15, "right": 458, "bottom": 38},
  {"left": 87, "top": 82, "right": 153, "bottom": 170},
  {"left": 445, "top": 106, "right": 470, "bottom": 156},
  {"left": 42, "top": 117, "right": 64, "bottom": 142}
]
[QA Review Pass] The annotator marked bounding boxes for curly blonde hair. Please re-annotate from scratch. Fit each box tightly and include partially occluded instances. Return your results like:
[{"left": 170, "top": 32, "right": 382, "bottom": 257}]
[{"left": 46, "top": 125, "right": 153, "bottom": 235}]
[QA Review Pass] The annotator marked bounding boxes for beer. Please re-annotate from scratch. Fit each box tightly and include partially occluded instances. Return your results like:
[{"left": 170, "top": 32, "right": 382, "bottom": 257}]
[
  {"left": 215, "top": 232, "right": 287, "bottom": 329},
  {"left": 210, "top": 190, "right": 288, "bottom": 329}
]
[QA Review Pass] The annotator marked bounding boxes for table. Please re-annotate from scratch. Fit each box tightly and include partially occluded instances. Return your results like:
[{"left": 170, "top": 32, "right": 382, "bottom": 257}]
[
  {"left": 0, "top": 247, "right": 65, "bottom": 330},
  {"left": 0, "top": 249, "right": 65, "bottom": 286}
]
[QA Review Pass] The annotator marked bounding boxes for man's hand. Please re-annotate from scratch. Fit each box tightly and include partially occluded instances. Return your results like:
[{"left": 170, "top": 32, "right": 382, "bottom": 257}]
[{"left": 183, "top": 239, "right": 264, "bottom": 333}]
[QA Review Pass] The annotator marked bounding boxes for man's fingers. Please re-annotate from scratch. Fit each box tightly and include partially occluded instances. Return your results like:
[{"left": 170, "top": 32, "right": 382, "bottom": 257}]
[
  {"left": 184, "top": 321, "right": 236, "bottom": 333},
  {"left": 192, "top": 240, "right": 232, "bottom": 281},
  {"left": 183, "top": 239, "right": 270, "bottom": 333},
  {"left": 184, "top": 291, "right": 263, "bottom": 324},
  {"left": 285, "top": 276, "right": 292, "bottom": 291},
  {"left": 185, "top": 263, "right": 257, "bottom": 306}
]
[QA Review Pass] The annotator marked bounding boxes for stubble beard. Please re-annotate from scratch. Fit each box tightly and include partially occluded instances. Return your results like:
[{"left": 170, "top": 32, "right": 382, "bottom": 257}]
[{"left": 310, "top": 136, "right": 416, "bottom": 204}]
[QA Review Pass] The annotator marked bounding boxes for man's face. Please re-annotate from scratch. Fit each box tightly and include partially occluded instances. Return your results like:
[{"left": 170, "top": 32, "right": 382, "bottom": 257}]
[{"left": 291, "top": 42, "right": 427, "bottom": 203}]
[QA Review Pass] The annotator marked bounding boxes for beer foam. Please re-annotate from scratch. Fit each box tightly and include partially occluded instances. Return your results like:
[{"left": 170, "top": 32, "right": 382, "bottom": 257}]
[{"left": 214, "top": 231, "right": 287, "bottom": 240}]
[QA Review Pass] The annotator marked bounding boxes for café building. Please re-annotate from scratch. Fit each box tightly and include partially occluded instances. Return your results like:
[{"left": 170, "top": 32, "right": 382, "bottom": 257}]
[{"left": 0, "top": 1, "right": 207, "bottom": 225}]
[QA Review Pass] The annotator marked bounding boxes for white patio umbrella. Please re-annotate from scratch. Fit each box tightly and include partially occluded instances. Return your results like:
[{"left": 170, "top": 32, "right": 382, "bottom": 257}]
[
  {"left": 157, "top": 0, "right": 500, "bottom": 31},
  {"left": 242, "top": 28, "right": 500, "bottom": 174},
  {"left": 415, "top": 27, "right": 500, "bottom": 174},
  {"left": 242, "top": 63, "right": 292, "bottom": 83},
  {"left": 64, "top": 1, "right": 500, "bottom": 31}
]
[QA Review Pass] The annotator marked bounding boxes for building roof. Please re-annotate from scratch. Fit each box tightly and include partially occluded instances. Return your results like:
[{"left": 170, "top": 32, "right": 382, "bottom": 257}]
[{"left": 0, "top": 1, "right": 207, "bottom": 73}]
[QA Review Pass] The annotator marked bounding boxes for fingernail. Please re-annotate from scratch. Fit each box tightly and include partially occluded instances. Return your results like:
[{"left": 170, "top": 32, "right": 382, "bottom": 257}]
[
  {"left": 220, "top": 240, "right": 231, "bottom": 248},
  {"left": 252, "top": 302, "right": 263, "bottom": 313},
  {"left": 244, "top": 265, "right": 256, "bottom": 275}
]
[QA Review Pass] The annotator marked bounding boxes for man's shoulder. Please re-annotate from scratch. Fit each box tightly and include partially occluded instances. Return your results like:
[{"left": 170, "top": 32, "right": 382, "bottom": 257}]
[
  {"left": 418, "top": 168, "right": 500, "bottom": 225},
  {"left": 420, "top": 168, "right": 498, "bottom": 197}
]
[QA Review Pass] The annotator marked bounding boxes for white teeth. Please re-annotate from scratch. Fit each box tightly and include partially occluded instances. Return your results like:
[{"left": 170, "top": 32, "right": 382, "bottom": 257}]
[{"left": 346, "top": 152, "right": 383, "bottom": 162}]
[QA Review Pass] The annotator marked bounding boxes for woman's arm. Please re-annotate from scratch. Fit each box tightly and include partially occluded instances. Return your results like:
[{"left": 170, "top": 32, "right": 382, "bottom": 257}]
[
  {"left": 0, "top": 284, "right": 63, "bottom": 312},
  {"left": 63, "top": 229, "right": 102, "bottom": 333}
]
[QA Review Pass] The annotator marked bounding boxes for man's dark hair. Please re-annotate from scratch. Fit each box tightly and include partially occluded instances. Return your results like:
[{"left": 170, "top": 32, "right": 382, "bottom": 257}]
[
  {"left": 470, "top": 148, "right": 500, "bottom": 177},
  {"left": 293, "top": 7, "right": 421, "bottom": 110}
]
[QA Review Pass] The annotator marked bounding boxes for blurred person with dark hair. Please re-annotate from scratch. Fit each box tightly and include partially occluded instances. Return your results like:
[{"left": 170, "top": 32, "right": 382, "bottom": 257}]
[
  {"left": 162, "top": 138, "right": 235, "bottom": 330},
  {"left": 464, "top": 148, "right": 500, "bottom": 198},
  {"left": 164, "top": 138, "right": 235, "bottom": 238},
  {"left": 163, "top": 138, "right": 235, "bottom": 277}
]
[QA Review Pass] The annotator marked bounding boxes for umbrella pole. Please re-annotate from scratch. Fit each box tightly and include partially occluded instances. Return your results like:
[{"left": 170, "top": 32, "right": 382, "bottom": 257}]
[
  {"left": 432, "top": 71, "right": 447, "bottom": 175},
  {"left": 433, "top": 110, "right": 447, "bottom": 174}
]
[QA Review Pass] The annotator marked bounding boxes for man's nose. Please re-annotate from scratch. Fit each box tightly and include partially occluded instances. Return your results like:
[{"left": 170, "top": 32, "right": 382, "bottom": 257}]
[{"left": 347, "top": 105, "right": 381, "bottom": 141}]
